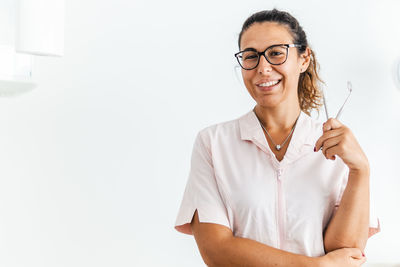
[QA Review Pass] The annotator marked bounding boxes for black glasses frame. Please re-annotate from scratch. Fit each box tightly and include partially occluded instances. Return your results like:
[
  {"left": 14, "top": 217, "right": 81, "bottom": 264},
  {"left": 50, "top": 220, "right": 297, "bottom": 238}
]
[{"left": 234, "top": 44, "right": 305, "bottom": 70}]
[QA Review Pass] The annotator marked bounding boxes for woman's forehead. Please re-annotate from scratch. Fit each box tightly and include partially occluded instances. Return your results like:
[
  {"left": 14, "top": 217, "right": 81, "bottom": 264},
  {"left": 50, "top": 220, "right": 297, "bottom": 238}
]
[{"left": 240, "top": 22, "right": 294, "bottom": 50}]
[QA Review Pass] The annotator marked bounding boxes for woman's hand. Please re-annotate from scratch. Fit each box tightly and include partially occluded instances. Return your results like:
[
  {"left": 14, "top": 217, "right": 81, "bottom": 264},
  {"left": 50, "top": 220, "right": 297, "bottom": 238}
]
[
  {"left": 314, "top": 118, "right": 369, "bottom": 172},
  {"left": 319, "top": 248, "right": 366, "bottom": 267}
]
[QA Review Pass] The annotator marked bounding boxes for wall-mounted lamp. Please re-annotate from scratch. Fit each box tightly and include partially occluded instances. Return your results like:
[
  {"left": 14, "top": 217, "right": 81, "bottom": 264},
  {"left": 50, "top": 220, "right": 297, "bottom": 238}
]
[
  {"left": 0, "top": 0, "right": 65, "bottom": 96},
  {"left": 397, "top": 59, "right": 400, "bottom": 90},
  {"left": 393, "top": 58, "right": 400, "bottom": 91},
  {"left": 16, "top": 0, "right": 64, "bottom": 57}
]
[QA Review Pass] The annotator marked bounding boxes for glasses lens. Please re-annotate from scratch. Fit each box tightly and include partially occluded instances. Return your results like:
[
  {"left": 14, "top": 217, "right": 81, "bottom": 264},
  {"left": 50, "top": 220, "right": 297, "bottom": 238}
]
[
  {"left": 238, "top": 51, "right": 259, "bottom": 70},
  {"left": 266, "top": 45, "right": 288, "bottom": 65}
]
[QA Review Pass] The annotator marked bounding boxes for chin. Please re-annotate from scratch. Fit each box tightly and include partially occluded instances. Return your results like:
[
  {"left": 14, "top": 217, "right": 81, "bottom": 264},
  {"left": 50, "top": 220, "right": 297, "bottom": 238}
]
[
  {"left": 255, "top": 99, "right": 281, "bottom": 109},
  {"left": 254, "top": 93, "right": 282, "bottom": 107}
]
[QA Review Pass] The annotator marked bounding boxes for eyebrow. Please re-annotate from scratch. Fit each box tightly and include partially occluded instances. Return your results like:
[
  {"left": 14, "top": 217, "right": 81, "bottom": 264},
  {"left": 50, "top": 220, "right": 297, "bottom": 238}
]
[
  {"left": 240, "top": 44, "right": 291, "bottom": 53},
  {"left": 241, "top": 47, "right": 258, "bottom": 52}
]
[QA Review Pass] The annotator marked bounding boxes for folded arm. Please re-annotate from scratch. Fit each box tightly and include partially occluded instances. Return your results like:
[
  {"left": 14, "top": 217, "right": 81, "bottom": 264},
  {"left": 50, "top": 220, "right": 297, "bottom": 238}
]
[
  {"left": 191, "top": 210, "right": 366, "bottom": 266},
  {"left": 323, "top": 168, "right": 370, "bottom": 253},
  {"left": 315, "top": 118, "right": 371, "bottom": 253}
]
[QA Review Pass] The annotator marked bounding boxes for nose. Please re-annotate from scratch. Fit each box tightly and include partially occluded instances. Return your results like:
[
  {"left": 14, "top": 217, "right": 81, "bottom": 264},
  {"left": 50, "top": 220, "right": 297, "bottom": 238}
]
[{"left": 257, "top": 54, "right": 272, "bottom": 74}]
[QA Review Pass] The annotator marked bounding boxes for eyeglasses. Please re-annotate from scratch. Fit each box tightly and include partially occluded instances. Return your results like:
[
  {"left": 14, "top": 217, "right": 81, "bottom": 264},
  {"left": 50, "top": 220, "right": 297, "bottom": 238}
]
[{"left": 234, "top": 44, "right": 304, "bottom": 70}]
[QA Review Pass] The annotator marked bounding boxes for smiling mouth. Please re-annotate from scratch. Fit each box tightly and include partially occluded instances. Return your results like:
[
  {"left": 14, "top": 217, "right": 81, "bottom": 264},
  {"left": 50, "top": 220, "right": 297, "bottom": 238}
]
[{"left": 256, "top": 79, "right": 281, "bottom": 90}]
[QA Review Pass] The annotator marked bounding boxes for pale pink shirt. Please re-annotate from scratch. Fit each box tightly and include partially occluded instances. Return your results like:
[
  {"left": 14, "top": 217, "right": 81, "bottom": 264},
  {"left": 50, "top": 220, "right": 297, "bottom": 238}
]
[{"left": 175, "top": 109, "right": 380, "bottom": 257}]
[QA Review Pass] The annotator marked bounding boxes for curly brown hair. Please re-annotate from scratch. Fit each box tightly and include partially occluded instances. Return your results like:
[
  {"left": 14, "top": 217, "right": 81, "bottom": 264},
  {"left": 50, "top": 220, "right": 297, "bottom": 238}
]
[{"left": 238, "top": 9, "right": 323, "bottom": 116}]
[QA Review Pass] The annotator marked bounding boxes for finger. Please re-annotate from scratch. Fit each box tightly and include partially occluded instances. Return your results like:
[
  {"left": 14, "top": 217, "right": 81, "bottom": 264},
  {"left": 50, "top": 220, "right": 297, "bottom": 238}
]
[
  {"left": 314, "top": 129, "right": 343, "bottom": 151},
  {"left": 347, "top": 248, "right": 363, "bottom": 259},
  {"left": 315, "top": 129, "right": 342, "bottom": 151},
  {"left": 360, "top": 256, "right": 367, "bottom": 265},
  {"left": 323, "top": 118, "right": 343, "bottom": 132},
  {"left": 321, "top": 136, "right": 342, "bottom": 159},
  {"left": 324, "top": 144, "right": 343, "bottom": 160},
  {"left": 350, "top": 256, "right": 366, "bottom": 266}
]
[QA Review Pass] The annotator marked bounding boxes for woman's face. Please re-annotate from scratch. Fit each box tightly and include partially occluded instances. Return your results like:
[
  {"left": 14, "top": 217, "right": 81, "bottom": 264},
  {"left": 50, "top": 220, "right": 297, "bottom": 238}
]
[{"left": 239, "top": 22, "right": 310, "bottom": 109}]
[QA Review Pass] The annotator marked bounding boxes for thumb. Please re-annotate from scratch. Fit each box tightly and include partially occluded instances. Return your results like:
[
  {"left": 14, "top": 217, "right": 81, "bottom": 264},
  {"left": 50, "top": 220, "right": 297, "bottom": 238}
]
[
  {"left": 351, "top": 255, "right": 367, "bottom": 266},
  {"left": 323, "top": 118, "right": 342, "bottom": 132},
  {"left": 348, "top": 248, "right": 363, "bottom": 259}
]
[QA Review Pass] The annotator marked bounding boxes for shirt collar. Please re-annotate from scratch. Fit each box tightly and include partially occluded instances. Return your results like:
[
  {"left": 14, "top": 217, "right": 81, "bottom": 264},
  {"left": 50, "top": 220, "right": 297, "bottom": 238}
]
[{"left": 238, "top": 108, "right": 316, "bottom": 164}]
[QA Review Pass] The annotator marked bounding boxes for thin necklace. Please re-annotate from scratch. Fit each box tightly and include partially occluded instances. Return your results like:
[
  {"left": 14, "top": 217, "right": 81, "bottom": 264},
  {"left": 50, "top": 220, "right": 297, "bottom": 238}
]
[{"left": 254, "top": 110, "right": 300, "bottom": 151}]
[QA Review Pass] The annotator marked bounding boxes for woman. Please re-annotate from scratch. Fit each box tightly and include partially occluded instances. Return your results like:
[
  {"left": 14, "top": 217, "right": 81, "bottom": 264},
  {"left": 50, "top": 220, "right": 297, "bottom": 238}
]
[{"left": 174, "top": 9, "right": 379, "bottom": 266}]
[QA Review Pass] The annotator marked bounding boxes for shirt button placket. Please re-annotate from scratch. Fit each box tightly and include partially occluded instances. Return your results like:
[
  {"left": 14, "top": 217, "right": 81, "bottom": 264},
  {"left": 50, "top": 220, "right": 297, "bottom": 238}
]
[
  {"left": 276, "top": 168, "right": 285, "bottom": 249},
  {"left": 277, "top": 168, "right": 283, "bottom": 179}
]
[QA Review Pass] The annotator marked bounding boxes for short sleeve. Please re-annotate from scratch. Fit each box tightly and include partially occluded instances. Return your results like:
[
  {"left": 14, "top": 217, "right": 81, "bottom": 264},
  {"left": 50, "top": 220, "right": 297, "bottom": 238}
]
[
  {"left": 174, "top": 130, "right": 231, "bottom": 235},
  {"left": 333, "top": 167, "right": 381, "bottom": 238}
]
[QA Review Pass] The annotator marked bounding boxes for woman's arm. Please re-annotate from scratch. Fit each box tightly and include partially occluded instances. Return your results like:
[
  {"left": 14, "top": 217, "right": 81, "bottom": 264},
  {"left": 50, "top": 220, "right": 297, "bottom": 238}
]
[
  {"left": 190, "top": 210, "right": 365, "bottom": 267},
  {"left": 315, "top": 118, "right": 370, "bottom": 253},
  {"left": 323, "top": 168, "right": 370, "bottom": 253}
]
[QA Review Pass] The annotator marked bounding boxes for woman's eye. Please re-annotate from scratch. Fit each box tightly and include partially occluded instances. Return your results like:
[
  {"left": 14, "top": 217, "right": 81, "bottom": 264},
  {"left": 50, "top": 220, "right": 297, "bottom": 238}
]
[
  {"left": 269, "top": 51, "right": 282, "bottom": 57},
  {"left": 244, "top": 55, "right": 258, "bottom": 60}
]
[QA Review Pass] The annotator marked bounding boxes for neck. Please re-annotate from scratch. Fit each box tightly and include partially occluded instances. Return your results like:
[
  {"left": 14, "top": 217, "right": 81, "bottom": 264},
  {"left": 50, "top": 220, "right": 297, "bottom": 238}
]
[{"left": 253, "top": 104, "right": 301, "bottom": 133}]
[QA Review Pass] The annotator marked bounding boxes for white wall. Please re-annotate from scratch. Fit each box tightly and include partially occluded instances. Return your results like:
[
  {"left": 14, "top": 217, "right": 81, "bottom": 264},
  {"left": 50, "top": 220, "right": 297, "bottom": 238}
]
[{"left": 0, "top": 0, "right": 399, "bottom": 266}]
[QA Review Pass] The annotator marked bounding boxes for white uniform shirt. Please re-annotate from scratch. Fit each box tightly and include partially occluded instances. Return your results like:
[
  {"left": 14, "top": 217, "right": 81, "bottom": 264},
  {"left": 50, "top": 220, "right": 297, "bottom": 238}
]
[{"left": 175, "top": 109, "right": 380, "bottom": 257}]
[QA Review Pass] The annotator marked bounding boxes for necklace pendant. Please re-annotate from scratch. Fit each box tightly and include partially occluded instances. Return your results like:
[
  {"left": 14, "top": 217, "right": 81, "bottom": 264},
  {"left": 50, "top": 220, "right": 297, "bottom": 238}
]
[{"left": 276, "top": 145, "right": 281, "bottom": 151}]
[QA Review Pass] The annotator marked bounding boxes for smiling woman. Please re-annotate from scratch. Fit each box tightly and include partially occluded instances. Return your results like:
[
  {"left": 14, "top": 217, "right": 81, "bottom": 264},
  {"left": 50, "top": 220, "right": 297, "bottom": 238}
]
[
  {"left": 174, "top": 9, "right": 380, "bottom": 267},
  {"left": 236, "top": 16, "right": 322, "bottom": 117}
]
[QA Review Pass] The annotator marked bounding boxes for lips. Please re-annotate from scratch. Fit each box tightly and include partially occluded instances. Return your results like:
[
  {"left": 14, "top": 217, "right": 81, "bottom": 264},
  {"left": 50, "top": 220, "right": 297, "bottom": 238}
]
[{"left": 256, "top": 79, "right": 281, "bottom": 91}]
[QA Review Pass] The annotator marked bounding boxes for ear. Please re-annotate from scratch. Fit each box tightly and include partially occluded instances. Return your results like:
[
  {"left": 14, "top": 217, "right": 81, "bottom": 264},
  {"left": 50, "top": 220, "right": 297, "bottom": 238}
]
[{"left": 299, "top": 47, "right": 311, "bottom": 73}]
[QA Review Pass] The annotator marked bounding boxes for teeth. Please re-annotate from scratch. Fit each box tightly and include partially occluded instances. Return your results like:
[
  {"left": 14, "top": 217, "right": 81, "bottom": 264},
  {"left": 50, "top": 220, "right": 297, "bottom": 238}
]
[{"left": 259, "top": 80, "right": 279, "bottom": 87}]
